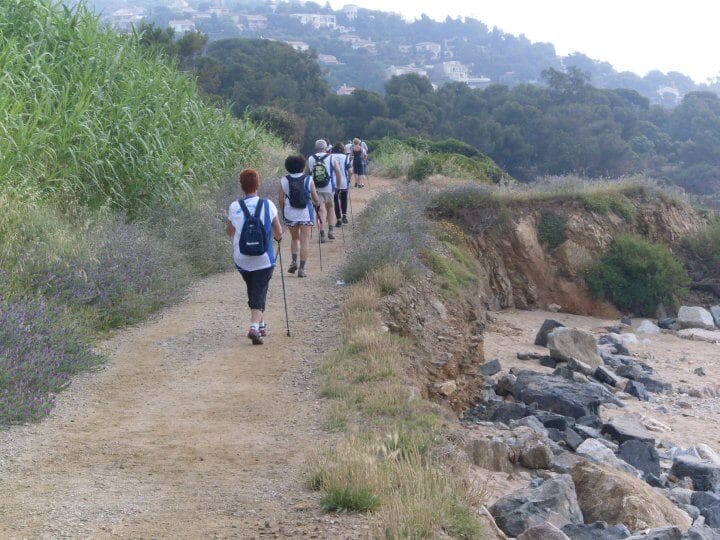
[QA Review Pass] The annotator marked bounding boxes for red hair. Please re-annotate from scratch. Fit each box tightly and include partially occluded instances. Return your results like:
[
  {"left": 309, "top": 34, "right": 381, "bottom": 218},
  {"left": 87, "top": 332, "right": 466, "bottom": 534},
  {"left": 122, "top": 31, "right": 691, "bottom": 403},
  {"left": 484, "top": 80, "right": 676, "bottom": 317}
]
[{"left": 239, "top": 169, "right": 259, "bottom": 193}]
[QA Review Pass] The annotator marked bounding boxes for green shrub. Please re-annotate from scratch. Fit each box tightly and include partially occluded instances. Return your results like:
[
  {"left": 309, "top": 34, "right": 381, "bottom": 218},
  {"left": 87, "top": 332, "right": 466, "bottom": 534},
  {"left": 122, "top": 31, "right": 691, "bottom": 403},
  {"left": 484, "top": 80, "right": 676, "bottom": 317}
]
[
  {"left": 407, "top": 155, "right": 435, "bottom": 181},
  {"left": 586, "top": 234, "right": 690, "bottom": 315},
  {"left": 581, "top": 193, "right": 637, "bottom": 223},
  {"left": 537, "top": 210, "right": 567, "bottom": 249},
  {"left": 684, "top": 215, "right": 720, "bottom": 272}
]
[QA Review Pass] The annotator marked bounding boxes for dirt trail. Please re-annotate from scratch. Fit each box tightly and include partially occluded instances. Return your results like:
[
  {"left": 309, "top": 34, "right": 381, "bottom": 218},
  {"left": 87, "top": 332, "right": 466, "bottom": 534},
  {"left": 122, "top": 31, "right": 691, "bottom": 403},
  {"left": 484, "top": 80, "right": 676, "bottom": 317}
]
[{"left": 0, "top": 178, "right": 391, "bottom": 538}]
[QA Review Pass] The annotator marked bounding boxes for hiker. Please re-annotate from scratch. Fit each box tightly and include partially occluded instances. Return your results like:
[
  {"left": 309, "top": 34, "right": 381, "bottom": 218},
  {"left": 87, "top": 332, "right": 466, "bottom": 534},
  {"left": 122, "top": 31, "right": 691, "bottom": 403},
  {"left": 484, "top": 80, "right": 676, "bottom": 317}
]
[
  {"left": 351, "top": 137, "right": 368, "bottom": 188},
  {"left": 226, "top": 168, "right": 282, "bottom": 345},
  {"left": 307, "top": 139, "right": 343, "bottom": 243},
  {"left": 331, "top": 142, "right": 350, "bottom": 227},
  {"left": 278, "top": 154, "right": 321, "bottom": 278}
]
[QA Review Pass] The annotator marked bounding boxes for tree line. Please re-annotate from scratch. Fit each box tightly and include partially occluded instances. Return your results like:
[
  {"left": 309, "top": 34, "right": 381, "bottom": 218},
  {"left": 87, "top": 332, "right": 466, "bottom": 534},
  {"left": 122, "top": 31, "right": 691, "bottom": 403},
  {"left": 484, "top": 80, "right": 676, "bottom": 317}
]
[{"left": 141, "top": 30, "right": 720, "bottom": 197}]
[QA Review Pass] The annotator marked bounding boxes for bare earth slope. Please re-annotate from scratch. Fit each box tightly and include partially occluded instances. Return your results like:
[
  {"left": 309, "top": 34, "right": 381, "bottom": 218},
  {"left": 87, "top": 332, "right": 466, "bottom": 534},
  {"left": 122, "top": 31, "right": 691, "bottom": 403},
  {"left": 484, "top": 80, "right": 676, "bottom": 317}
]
[{"left": 0, "top": 179, "right": 389, "bottom": 538}]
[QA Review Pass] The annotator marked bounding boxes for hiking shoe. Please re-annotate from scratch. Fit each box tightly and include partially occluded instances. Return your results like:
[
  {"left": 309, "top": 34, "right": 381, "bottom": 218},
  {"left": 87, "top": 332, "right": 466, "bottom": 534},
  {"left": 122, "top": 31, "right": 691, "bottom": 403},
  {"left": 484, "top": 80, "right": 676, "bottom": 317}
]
[
  {"left": 342, "top": 215, "right": 349, "bottom": 224},
  {"left": 298, "top": 268, "right": 307, "bottom": 278},
  {"left": 247, "top": 327, "right": 264, "bottom": 345},
  {"left": 327, "top": 230, "right": 336, "bottom": 240},
  {"left": 335, "top": 219, "right": 342, "bottom": 228},
  {"left": 287, "top": 260, "right": 298, "bottom": 274},
  {"left": 259, "top": 322, "right": 268, "bottom": 337},
  {"left": 320, "top": 230, "right": 326, "bottom": 243}
]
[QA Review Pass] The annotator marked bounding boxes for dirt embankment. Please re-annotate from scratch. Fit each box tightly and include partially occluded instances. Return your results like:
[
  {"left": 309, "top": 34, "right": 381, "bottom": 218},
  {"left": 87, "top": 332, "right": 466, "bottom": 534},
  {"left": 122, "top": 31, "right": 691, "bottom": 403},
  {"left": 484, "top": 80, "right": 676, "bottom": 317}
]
[{"left": 453, "top": 196, "right": 705, "bottom": 316}]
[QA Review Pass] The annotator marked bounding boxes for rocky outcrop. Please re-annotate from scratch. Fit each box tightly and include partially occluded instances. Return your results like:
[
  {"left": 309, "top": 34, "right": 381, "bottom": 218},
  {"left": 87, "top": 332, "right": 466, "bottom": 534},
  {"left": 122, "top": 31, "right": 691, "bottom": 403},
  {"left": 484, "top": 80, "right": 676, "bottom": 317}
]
[{"left": 571, "top": 461, "right": 693, "bottom": 531}]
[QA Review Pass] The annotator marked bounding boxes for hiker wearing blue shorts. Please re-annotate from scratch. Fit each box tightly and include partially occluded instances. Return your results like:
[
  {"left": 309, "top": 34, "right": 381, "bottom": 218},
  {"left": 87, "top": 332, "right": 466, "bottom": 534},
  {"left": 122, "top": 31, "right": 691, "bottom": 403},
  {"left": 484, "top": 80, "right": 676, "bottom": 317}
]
[{"left": 226, "top": 169, "right": 282, "bottom": 345}]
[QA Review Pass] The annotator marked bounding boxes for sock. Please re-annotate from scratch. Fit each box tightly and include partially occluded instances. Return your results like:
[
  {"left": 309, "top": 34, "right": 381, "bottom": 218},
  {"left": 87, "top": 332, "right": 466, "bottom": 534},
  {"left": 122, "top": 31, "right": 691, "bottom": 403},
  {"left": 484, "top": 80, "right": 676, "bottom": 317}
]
[
  {"left": 291, "top": 253, "right": 298, "bottom": 263},
  {"left": 250, "top": 322, "right": 260, "bottom": 331},
  {"left": 329, "top": 225, "right": 334, "bottom": 232},
  {"left": 299, "top": 260, "right": 306, "bottom": 270}
]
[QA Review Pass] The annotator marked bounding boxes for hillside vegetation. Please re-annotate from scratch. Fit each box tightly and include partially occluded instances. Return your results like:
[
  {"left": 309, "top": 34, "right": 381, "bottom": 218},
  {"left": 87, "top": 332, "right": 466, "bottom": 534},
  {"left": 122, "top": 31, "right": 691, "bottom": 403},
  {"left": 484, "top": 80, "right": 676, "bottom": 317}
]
[{"left": 0, "top": 0, "right": 278, "bottom": 425}]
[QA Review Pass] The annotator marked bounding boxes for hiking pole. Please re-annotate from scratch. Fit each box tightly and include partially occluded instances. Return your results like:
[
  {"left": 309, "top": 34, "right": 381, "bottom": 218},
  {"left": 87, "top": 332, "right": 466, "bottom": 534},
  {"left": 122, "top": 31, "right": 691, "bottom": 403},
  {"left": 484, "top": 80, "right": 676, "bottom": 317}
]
[
  {"left": 315, "top": 205, "right": 324, "bottom": 272},
  {"left": 275, "top": 240, "right": 291, "bottom": 337},
  {"left": 348, "top": 189, "right": 355, "bottom": 228}
]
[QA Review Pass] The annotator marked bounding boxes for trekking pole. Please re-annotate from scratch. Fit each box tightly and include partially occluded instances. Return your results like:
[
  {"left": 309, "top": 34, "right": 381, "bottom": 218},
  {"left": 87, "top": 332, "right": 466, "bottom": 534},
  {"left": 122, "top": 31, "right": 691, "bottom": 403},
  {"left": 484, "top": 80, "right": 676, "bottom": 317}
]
[
  {"left": 315, "top": 205, "right": 323, "bottom": 272},
  {"left": 348, "top": 189, "right": 355, "bottom": 228},
  {"left": 275, "top": 240, "right": 291, "bottom": 337}
]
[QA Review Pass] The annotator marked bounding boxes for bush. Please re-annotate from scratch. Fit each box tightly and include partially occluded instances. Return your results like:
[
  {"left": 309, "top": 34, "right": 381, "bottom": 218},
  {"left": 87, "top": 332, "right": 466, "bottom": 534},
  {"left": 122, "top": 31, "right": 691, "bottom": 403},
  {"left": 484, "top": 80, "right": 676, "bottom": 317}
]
[
  {"left": 0, "top": 289, "right": 101, "bottom": 425},
  {"left": 586, "top": 234, "right": 690, "bottom": 315},
  {"left": 580, "top": 193, "right": 637, "bottom": 223},
  {"left": 684, "top": 215, "right": 720, "bottom": 272},
  {"left": 342, "top": 192, "right": 429, "bottom": 283},
  {"left": 12, "top": 215, "right": 193, "bottom": 330},
  {"left": 407, "top": 155, "right": 435, "bottom": 181},
  {"left": 537, "top": 210, "right": 567, "bottom": 249}
]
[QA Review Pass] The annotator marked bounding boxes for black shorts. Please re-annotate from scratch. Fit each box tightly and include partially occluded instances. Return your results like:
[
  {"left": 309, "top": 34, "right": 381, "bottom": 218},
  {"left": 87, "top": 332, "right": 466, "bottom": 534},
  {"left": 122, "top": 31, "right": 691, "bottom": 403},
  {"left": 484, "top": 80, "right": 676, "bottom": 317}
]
[
  {"left": 353, "top": 160, "right": 366, "bottom": 175},
  {"left": 238, "top": 266, "right": 274, "bottom": 311}
]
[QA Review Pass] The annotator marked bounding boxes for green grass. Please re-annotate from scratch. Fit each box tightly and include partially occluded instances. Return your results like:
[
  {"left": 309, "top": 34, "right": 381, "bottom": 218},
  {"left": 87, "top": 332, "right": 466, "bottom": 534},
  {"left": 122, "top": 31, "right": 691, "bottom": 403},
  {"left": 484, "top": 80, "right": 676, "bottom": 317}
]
[
  {"left": 423, "top": 242, "right": 479, "bottom": 299},
  {"left": 684, "top": 214, "right": 720, "bottom": 272},
  {"left": 321, "top": 487, "right": 382, "bottom": 513}
]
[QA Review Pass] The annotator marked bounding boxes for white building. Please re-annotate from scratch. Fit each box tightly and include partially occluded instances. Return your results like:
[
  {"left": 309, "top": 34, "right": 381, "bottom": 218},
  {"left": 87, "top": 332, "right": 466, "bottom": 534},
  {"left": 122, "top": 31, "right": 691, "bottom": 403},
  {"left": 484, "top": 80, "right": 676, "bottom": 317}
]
[
  {"left": 438, "top": 61, "right": 469, "bottom": 82},
  {"left": 415, "top": 41, "right": 441, "bottom": 58},
  {"left": 291, "top": 13, "right": 337, "bottom": 29},
  {"left": 343, "top": 4, "right": 358, "bottom": 19},
  {"left": 169, "top": 19, "right": 196, "bottom": 34},
  {"left": 337, "top": 84, "right": 355, "bottom": 95},
  {"left": 237, "top": 14, "right": 268, "bottom": 30},
  {"left": 318, "top": 54, "right": 341, "bottom": 65}
]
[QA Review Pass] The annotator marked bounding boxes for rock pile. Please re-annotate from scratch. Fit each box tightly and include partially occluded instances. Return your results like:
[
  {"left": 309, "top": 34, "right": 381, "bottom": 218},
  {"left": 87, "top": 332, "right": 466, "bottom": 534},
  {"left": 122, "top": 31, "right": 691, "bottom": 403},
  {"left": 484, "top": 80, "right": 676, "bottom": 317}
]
[{"left": 465, "top": 318, "right": 720, "bottom": 539}]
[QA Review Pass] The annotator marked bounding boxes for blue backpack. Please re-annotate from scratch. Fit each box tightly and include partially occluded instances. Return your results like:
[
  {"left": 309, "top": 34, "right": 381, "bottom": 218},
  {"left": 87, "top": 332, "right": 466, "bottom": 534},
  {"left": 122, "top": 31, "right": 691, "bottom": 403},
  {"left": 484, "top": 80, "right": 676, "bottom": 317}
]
[{"left": 238, "top": 198, "right": 268, "bottom": 256}]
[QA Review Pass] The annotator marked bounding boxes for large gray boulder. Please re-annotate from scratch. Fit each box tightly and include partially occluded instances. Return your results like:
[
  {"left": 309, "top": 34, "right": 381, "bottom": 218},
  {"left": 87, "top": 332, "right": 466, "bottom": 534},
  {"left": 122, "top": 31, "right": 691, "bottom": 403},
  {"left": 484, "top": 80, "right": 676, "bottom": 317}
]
[
  {"left": 547, "top": 328, "right": 603, "bottom": 368},
  {"left": 691, "top": 491, "right": 720, "bottom": 528},
  {"left": 489, "top": 475, "right": 584, "bottom": 537},
  {"left": 511, "top": 370, "right": 622, "bottom": 419},
  {"left": 518, "top": 522, "right": 570, "bottom": 540},
  {"left": 561, "top": 522, "right": 631, "bottom": 539},
  {"left": 670, "top": 457, "right": 720, "bottom": 492},
  {"left": 535, "top": 319, "right": 566, "bottom": 347},
  {"left": 678, "top": 306, "right": 716, "bottom": 330},
  {"left": 601, "top": 414, "right": 656, "bottom": 444},
  {"left": 711, "top": 306, "right": 720, "bottom": 328}
]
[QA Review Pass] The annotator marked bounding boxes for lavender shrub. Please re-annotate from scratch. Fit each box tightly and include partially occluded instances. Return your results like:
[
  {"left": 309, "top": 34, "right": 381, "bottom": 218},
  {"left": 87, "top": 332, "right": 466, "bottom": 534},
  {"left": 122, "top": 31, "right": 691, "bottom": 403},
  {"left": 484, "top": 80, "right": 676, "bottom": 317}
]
[
  {"left": 17, "top": 216, "right": 193, "bottom": 330},
  {"left": 342, "top": 190, "right": 430, "bottom": 283},
  {"left": 0, "top": 287, "right": 100, "bottom": 425}
]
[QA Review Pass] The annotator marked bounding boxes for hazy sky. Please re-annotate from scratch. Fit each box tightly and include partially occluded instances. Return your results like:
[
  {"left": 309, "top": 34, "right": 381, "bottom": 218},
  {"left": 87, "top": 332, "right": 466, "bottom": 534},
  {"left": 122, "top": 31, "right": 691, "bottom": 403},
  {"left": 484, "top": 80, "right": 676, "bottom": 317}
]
[{"left": 330, "top": 0, "right": 719, "bottom": 83}]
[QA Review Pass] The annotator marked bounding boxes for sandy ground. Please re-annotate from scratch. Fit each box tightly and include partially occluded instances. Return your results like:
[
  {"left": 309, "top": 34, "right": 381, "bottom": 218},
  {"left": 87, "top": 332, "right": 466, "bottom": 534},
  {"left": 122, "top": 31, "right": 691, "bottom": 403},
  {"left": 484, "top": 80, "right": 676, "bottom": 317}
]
[
  {"left": 0, "top": 177, "right": 394, "bottom": 538},
  {"left": 483, "top": 308, "right": 720, "bottom": 452}
]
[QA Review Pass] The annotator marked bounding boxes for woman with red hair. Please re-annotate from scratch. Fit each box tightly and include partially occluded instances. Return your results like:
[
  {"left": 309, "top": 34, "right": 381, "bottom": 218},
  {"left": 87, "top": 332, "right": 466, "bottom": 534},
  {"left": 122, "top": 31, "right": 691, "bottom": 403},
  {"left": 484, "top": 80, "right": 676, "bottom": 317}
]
[{"left": 226, "top": 169, "right": 283, "bottom": 345}]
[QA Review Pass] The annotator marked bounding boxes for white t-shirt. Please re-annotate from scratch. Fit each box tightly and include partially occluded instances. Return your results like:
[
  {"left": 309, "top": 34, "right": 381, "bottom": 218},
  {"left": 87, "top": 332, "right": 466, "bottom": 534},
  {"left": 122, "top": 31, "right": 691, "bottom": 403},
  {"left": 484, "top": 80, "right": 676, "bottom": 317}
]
[
  {"left": 281, "top": 174, "right": 315, "bottom": 224},
  {"left": 228, "top": 196, "right": 278, "bottom": 271},
  {"left": 307, "top": 152, "right": 335, "bottom": 193},
  {"left": 331, "top": 153, "right": 349, "bottom": 190}
]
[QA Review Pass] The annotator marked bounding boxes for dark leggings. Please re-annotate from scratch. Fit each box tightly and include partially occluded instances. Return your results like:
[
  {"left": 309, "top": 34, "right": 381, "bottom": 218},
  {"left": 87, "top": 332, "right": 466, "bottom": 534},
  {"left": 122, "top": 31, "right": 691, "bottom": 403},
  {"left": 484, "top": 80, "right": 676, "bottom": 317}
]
[
  {"left": 334, "top": 189, "right": 348, "bottom": 219},
  {"left": 239, "top": 266, "right": 274, "bottom": 311}
]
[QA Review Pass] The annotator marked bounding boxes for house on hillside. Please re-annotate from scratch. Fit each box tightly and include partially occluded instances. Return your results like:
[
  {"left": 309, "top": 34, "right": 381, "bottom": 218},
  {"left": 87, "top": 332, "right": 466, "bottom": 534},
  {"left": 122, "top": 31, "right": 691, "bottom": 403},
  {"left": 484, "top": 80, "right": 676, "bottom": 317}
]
[
  {"left": 385, "top": 65, "right": 428, "bottom": 79},
  {"left": 350, "top": 39, "right": 376, "bottom": 53},
  {"left": 435, "top": 61, "right": 469, "bottom": 82},
  {"left": 415, "top": 41, "right": 441, "bottom": 59},
  {"left": 169, "top": 19, "right": 196, "bottom": 34},
  {"left": 108, "top": 7, "right": 145, "bottom": 31},
  {"left": 657, "top": 86, "right": 682, "bottom": 106},
  {"left": 343, "top": 5, "right": 358, "bottom": 19},
  {"left": 291, "top": 13, "right": 337, "bottom": 29},
  {"left": 318, "top": 54, "right": 341, "bottom": 65},
  {"left": 398, "top": 44, "right": 412, "bottom": 54},
  {"left": 337, "top": 84, "right": 355, "bottom": 95},
  {"left": 237, "top": 14, "right": 268, "bottom": 30}
]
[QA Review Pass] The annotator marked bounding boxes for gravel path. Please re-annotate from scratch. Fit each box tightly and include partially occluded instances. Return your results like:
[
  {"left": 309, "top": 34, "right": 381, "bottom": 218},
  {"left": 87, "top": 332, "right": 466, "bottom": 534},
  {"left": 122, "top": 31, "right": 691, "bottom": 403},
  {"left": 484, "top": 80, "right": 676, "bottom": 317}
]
[{"left": 0, "top": 179, "right": 389, "bottom": 538}]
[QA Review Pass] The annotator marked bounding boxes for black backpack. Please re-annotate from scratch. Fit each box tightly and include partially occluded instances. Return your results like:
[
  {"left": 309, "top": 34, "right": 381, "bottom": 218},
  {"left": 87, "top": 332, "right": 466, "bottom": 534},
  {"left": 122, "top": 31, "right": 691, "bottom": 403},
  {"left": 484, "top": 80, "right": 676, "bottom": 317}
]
[
  {"left": 238, "top": 198, "right": 267, "bottom": 256},
  {"left": 311, "top": 153, "right": 331, "bottom": 189},
  {"left": 286, "top": 175, "right": 309, "bottom": 209}
]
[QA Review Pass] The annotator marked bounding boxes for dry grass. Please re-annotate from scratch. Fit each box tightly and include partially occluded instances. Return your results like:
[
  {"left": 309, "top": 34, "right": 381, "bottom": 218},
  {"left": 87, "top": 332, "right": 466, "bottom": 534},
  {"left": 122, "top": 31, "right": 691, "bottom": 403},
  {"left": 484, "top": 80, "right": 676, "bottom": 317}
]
[{"left": 312, "top": 270, "right": 485, "bottom": 538}]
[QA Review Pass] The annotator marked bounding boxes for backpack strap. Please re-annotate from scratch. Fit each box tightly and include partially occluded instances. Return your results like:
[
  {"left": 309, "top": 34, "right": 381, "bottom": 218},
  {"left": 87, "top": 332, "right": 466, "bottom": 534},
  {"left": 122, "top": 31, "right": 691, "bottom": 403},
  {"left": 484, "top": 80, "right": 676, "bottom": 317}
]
[
  {"left": 253, "top": 198, "right": 264, "bottom": 219},
  {"left": 239, "top": 199, "right": 250, "bottom": 218}
]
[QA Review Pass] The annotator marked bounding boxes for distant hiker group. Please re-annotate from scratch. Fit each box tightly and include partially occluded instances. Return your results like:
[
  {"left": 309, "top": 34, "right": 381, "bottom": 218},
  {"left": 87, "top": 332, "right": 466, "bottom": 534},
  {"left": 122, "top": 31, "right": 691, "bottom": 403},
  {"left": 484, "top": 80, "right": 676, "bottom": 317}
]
[{"left": 227, "top": 137, "right": 369, "bottom": 345}]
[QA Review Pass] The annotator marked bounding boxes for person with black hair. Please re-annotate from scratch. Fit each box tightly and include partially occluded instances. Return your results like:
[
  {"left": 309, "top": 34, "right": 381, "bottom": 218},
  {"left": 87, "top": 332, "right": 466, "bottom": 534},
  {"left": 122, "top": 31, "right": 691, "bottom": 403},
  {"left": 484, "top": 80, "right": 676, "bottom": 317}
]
[
  {"left": 277, "top": 154, "right": 321, "bottom": 278},
  {"left": 330, "top": 142, "right": 350, "bottom": 226}
]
